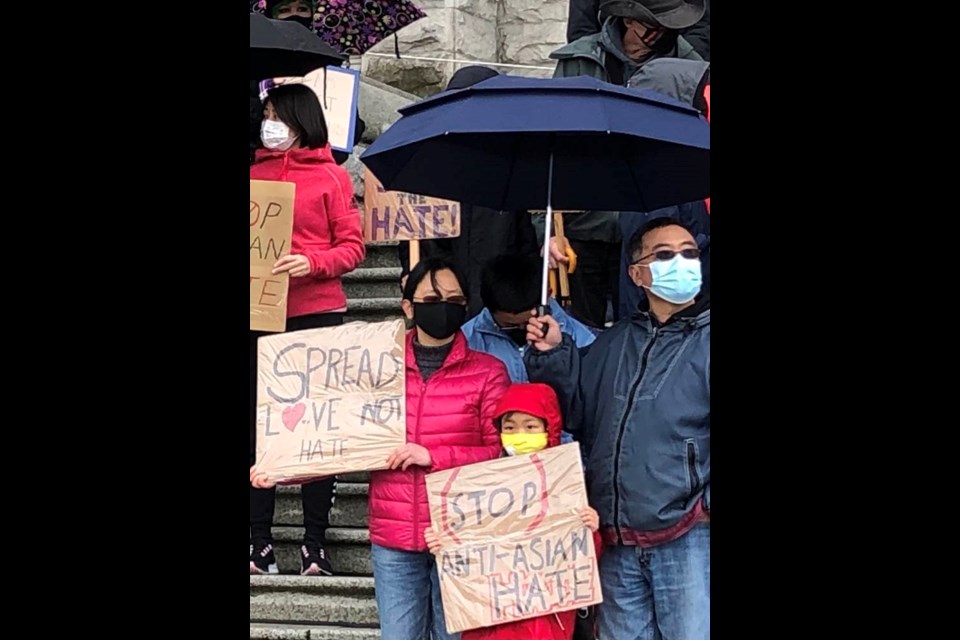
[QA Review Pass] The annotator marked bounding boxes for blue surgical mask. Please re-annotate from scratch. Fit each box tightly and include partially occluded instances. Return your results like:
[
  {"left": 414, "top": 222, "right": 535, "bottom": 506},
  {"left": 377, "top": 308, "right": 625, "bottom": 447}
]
[{"left": 642, "top": 255, "right": 702, "bottom": 304}]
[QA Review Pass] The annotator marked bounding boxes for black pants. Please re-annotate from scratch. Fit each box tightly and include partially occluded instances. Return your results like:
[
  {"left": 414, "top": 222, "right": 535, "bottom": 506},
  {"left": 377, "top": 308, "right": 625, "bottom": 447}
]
[
  {"left": 567, "top": 239, "right": 621, "bottom": 329},
  {"left": 250, "top": 312, "right": 343, "bottom": 547}
]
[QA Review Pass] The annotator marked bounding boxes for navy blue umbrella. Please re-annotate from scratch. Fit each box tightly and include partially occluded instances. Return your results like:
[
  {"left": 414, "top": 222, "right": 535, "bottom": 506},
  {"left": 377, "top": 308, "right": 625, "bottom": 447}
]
[{"left": 360, "top": 74, "right": 710, "bottom": 306}]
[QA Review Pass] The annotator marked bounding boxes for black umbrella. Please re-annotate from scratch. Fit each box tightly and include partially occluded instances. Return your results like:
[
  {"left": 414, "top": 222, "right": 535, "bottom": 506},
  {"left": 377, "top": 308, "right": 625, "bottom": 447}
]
[{"left": 250, "top": 12, "right": 345, "bottom": 80}]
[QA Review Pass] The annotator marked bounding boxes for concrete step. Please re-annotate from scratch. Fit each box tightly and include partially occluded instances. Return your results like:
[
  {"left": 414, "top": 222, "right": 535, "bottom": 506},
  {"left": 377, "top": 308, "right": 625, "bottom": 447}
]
[
  {"left": 358, "top": 244, "right": 400, "bottom": 269},
  {"left": 274, "top": 526, "right": 372, "bottom": 576},
  {"left": 344, "top": 298, "right": 403, "bottom": 325},
  {"left": 277, "top": 482, "right": 369, "bottom": 529},
  {"left": 251, "top": 623, "right": 380, "bottom": 640},
  {"left": 342, "top": 267, "right": 402, "bottom": 299},
  {"left": 250, "top": 576, "right": 377, "bottom": 626}
]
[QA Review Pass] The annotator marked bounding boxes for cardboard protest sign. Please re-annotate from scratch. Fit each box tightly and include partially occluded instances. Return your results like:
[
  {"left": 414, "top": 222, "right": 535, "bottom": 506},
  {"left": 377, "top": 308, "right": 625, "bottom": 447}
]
[
  {"left": 363, "top": 167, "right": 460, "bottom": 243},
  {"left": 271, "top": 66, "right": 361, "bottom": 153},
  {"left": 254, "top": 319, "right": 407, "bottom": 483},
  {"left": 250, "top": 180, "right": 296, "bottom": 332},
  {"left": 425, "top": 443, "right": 602, "bottom": 634}
]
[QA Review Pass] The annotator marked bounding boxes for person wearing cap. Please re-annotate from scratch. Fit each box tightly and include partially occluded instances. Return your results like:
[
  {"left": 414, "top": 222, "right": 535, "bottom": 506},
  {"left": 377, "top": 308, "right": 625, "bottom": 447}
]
[{"left": 565, "top": 0, "right": 710, "bottom": 60}]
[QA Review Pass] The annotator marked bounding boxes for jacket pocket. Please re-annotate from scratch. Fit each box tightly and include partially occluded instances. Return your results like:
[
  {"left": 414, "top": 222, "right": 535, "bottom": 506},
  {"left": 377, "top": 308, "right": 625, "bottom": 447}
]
[{"left": 685, "top": 439, "right": 702, "bottom": 495}]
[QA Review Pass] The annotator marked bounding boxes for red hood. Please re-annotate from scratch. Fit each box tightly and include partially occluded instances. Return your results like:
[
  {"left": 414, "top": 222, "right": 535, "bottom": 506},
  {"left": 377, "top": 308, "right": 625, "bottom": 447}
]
[
  {"left": 253, "top": 144, "right": 337, "bottom": 169},
  {"left": 493, "top": 383, "right": 563, "bottom": 447}
]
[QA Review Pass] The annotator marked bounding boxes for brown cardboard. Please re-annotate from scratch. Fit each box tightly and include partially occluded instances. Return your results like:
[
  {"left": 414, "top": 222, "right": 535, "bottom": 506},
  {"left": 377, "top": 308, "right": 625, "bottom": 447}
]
[
  {"left": 425, "top": 443, "right": 603, "bottom": 634},
  {"left": 254, "top": 319, "right": 407, "bottom": 483},
  {"left": 363, "top": 167, "right": 461, "bottom": 243},
  {"left": 250, "top": 179, "right": 296, "bottom": 332}
]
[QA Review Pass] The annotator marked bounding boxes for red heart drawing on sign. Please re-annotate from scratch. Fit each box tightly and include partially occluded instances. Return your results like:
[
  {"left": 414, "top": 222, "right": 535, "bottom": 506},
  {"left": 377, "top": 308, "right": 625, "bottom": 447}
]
[{"left": 282, "top": 403, "right": 306, "bottom": 432}]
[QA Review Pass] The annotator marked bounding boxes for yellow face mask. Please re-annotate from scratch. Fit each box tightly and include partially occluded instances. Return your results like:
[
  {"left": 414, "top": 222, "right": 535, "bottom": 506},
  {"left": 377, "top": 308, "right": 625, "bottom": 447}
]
[{"left": 501, "top": 432, "right": 548, "bottom": 456}]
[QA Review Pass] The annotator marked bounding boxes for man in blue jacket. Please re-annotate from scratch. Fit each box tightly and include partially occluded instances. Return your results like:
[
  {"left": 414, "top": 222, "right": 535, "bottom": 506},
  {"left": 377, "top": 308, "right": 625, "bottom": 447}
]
[
  {"left": 524, "top": 217, "right": 710, "bottom": 640},
  {"left": 461, "top": 253, "right": 596, "bottom": 383}
]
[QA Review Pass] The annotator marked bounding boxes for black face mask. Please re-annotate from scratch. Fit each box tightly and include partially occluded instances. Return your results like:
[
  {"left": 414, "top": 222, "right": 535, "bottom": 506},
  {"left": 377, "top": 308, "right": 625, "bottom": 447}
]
[
  {"left": 413, "top": 302, "right": 467, "bottom": 340},
  {"left": 283, "top": 15, "right": 315, "bottom": 29},
  {"left": 502, "top": 327, "right": 528, "bottom": 348}
]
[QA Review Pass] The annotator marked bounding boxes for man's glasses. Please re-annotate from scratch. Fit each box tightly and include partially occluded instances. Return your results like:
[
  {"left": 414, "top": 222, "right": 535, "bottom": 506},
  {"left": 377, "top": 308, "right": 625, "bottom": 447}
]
[{"left": 631, "top": 248, "right": 701, "bottom": 265}]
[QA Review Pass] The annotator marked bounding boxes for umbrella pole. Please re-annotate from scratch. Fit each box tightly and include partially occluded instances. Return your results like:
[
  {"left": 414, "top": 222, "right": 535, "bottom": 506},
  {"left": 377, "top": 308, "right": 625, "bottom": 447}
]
[{"left": 540, "top": 152, "right": 555, "bottom": 310}]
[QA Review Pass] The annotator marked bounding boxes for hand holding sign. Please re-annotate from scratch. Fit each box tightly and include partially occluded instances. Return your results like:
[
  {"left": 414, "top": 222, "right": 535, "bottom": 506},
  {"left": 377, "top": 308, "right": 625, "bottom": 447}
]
[
  {"left": 387, "top": 443, "right": 433, "bottom": 470},
  {"left": 273, "top": 254, "right": 311, "bottom": 277}
]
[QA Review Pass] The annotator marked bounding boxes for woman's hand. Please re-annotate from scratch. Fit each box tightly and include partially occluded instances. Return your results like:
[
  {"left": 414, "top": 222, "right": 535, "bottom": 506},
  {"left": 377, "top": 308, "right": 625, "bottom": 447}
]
[
  {"left": 580, "top": 507, "right": 600, "bottom": 532},
  {"left": 424, "top": 527, "right": 442, "bottom": 555},
  {"left": 250, "top": 465, "right": 276, "bottom": 489},
  {"left": 386, "top": 444, "right": 432, "bottom": 470},
  {"left": 273, "top": 254, "right": 311, "bottom": 277}
]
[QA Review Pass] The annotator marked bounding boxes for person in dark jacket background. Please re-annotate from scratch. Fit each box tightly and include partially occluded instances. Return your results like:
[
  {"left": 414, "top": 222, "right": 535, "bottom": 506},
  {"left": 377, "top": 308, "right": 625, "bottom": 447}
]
[
  {"left": 524, "top": 217, "right": 710, "bottom": 640},
  {"left": 565, "top": 0, "right": 710, "bottom": 61},
  {"left": 618, "top": 58, "right": 711, "bottom": 318},
  {"left": 398, "top": 65, "right": 545, "bottom": 320}
]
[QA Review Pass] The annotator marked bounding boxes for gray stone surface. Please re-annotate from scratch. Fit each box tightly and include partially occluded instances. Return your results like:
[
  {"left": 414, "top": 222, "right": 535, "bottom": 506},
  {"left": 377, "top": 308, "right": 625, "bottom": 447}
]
[
  {"left": 250, "top": 625, "right": 381, "bottom": 640},
  {"left": 358, "top": 77, "right": 419, "bottom": 141},
  {"left": 273, "top": 526, "right": 373, "bottom": 576},
  {"left": 276, "top": 483, "right": 369, "bottom": 528},
  {"left": 343, "top": 267, "right": 403, "bottom": 300},
  {"left": 250, "top": 576, "right": 378, "bottom": 626}
]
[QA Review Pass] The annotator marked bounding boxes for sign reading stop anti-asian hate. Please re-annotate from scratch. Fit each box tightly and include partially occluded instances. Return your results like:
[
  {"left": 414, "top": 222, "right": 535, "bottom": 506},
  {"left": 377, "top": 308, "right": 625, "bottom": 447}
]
[
  {"left": 363, "top": 167, "right": 460, "bottom": 243},
  {"left": 250, "top": 180, "right": 296, "bottom": 332},
  {"left": 254, "top": 319, "right": 407, "bottom": 484},
  {"left": 425, "top": 443, "right": 602, "bottom": 634}
]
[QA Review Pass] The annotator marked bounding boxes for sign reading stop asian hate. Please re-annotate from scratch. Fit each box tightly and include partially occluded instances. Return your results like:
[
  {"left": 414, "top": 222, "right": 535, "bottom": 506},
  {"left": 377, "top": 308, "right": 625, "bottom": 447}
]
[{"left": 425, "top": 443, "right": 602, "bottom": 634}]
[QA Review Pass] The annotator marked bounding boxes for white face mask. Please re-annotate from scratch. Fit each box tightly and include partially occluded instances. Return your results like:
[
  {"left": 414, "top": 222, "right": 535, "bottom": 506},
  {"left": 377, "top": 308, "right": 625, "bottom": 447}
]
[{"left": 261, "top": 119, "right": 297, "bottom": 151}]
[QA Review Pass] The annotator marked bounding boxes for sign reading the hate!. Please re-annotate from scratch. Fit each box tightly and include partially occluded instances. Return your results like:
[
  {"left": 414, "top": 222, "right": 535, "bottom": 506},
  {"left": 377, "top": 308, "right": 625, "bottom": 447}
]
[
  {"left": 363, "top": 167, "right": 460, "bottom": 243},
  {"left": 250, "top": 179, "right": 296, "bottom": 332},
  {"left": 254, "top": 319, "right": 407, "bottom": 484},
  {"left": 425, "top": 443, "right": 602, "bottom": 634}
]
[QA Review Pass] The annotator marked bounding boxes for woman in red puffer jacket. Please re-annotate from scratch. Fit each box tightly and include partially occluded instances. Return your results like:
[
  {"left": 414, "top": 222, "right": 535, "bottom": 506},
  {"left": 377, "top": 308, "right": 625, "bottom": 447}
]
[{"left": 370, "top": 257, "right": 510, "bottom": 640}]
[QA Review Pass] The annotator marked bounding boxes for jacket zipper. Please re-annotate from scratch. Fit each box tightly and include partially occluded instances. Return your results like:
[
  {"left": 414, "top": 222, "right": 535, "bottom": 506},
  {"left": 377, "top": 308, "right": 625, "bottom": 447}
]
[
  {"left": 612, "top": 327, "right": 658, "bottom": 544},
  {"left": 413, "top": 378, "right": 426, "bottom": 547},
  {"left": 686, "top": 441, "right": 701, "bottom": 495}
]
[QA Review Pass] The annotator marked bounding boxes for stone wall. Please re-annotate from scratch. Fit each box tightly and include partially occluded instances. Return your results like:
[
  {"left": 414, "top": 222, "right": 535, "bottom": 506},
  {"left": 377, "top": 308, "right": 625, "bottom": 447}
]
[{"left": 360, "top": 0, "right": 568, "bottom": 96}]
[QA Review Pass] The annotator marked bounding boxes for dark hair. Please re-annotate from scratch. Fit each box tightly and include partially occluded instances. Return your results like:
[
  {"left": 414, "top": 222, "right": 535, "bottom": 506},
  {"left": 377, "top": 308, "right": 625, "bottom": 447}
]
[
  {"left": 402, "top": 258, "right": 468, "bottom": 301},
  {"left": 481, "top": 254, "right": 541, "bottom": 313},
  {"left": 267, "top": 84, "right": 328, "bottom": 149},
  {"left": 629, "top": 217, "right": 693, "bottom": 261}
]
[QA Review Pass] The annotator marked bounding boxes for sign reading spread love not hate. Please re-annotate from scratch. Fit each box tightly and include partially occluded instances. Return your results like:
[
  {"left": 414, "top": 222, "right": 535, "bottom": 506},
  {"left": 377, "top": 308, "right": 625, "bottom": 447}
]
[
  {"left": 426, "top": 443, "right": 602, "bottom": 634},
  {"left": 254, "top": 320, "right": 407, "bottom": 484},
  {"left": 363, "top": 167, "right": 460, "bottom": 243},
  {"left": 250, "top": 179, "right": 296, "bottom": 332}
]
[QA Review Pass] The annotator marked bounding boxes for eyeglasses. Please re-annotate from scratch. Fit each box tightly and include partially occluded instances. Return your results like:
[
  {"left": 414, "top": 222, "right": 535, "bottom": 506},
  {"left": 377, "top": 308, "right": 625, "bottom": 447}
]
[
  {"left": 630, "top": 248, "right": 700, "bottom": 265},
  {"left": 413, "top": 295, "right": 468, "bottom": 306}
]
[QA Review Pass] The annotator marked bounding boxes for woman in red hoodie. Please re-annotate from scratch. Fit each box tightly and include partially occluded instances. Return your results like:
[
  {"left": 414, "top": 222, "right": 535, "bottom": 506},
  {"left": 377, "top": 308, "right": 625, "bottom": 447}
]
[
  {"left": 424, "top": 383, "right": 602, "bottom": 640},
  {"left": 249, "top": 83, "right": 365, "bottom": 577},
  {"left": 370, "top": 257, "right": 510, "bottom": 640}
]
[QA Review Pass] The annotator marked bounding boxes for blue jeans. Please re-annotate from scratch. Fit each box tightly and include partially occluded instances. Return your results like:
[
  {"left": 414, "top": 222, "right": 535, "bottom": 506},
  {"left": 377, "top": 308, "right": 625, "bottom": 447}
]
[
  {"left": 371, "top": 543, "right": 459, "bottom": 640},
  {"left": 598, "top": 524, "right": 710, "bottom": 640}
]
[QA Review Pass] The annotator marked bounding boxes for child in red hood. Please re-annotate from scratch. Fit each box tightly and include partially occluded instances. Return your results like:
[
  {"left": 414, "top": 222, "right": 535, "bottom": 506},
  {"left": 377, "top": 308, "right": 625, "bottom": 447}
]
[{"left": 425, "top": 383, "right": 602, "bottom": 640}]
